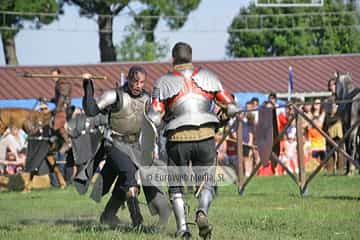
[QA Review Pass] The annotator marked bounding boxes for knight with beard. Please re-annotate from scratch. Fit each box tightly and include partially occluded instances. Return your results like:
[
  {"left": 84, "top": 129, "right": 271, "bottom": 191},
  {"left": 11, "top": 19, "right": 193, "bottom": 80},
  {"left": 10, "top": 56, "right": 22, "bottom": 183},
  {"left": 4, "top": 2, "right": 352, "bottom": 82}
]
[{"left": 81, "top": 66, "right": 171, "bottom": 229}]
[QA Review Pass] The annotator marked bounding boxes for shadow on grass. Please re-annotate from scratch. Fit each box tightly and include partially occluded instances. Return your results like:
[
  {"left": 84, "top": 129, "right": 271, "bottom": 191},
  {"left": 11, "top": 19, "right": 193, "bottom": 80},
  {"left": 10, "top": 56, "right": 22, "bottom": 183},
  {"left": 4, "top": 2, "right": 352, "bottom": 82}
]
[
  {"left": 0, "top": 225, "right": 22, "bottom": 232},
  {"left": 242, "top": 192, "right": 269, "bottom": 197},
  {"left": 321, "top": 195, "right": 360, "bottom": 201},
  {"left": 17, "top": 217, "right": 161, "bottom": 234}
]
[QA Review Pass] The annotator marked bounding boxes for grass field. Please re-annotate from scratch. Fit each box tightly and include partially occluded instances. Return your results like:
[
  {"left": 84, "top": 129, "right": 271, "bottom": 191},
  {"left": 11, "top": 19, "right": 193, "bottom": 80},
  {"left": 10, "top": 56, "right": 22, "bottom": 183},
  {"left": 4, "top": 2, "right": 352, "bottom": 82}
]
[{"left": 0, "top": 175, "right": 359, "bottom": 240}]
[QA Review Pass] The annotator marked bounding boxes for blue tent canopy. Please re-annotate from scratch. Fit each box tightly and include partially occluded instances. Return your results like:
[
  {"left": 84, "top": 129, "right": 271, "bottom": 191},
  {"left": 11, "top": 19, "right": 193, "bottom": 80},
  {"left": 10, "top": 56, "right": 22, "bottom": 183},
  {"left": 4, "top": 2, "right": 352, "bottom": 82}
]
[
  {"left": 0, "top": 92, "right": 285, "bottom": 110},
  {"left": 232, "top": 92, "right": 285, "bottom": 107},
  {"left": 0, "top": 98, "right": 83, "bottom": 110}
]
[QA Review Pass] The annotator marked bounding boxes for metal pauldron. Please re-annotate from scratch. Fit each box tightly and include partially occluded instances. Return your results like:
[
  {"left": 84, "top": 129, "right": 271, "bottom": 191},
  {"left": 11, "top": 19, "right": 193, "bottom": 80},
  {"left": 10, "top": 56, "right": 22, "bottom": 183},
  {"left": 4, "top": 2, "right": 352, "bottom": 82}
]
[{"left": 96, "top": 89, "right": 118, "bottom": 110}]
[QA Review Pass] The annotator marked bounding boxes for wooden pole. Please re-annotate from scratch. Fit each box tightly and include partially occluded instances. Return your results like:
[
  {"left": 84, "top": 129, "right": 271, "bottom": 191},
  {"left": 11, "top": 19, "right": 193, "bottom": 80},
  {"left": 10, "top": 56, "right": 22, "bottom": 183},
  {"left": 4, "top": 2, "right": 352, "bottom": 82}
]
[
  {"left": 238, "top": 161, "right": 262, "bottom": 196},
  {"left": 17, "top": 72, "right": 107, "bottom": 80},
  {"left": 296, "top": 113, "right": 306, "bottom": 191},
  {"left": 236, "top": 117, "right": 245, "bottom": 194},
  {"left": 271, "top": 152, "right": 299, "bottom": 184}
]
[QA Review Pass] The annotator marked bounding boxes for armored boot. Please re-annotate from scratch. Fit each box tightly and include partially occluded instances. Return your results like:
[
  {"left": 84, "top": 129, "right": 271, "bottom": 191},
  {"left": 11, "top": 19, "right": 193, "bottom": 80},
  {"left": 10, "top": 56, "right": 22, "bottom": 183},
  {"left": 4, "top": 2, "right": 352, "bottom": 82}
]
[
  {"left": 171, "top": 193, "right": 191, "bottom": 239},
  {"left": 100, "top": 193, "right": 125, "bottom": 227},
  {"left": 196, "top": 211, "right": 212, "bottom": 240},
  {"left": 195, "top": 188, "right": 214, "bottom": 240}
]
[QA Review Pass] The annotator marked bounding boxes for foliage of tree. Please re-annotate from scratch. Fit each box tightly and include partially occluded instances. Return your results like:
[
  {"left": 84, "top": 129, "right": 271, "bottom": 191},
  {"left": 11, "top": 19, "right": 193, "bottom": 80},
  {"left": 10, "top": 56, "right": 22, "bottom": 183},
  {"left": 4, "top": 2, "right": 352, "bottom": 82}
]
[
  {"left": 65, "top": 0, "right": 201, "bottom": 62},
  {"left": 227, "top": 0, "right": 360, "bottom": 58},
  {"left": 0, "top": 0, "right": 60, "bottom": 65},
  {"left": 116, "top": 24, "right": 168, "bottom": 61}
]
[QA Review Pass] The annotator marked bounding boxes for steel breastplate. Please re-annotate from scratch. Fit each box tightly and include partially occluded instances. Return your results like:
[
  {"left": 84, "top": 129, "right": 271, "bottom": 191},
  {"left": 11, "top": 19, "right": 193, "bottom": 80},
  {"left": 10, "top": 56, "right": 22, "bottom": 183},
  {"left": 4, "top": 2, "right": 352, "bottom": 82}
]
[{"left": 110, "top": 91, "right": 148, "bottom": 135}]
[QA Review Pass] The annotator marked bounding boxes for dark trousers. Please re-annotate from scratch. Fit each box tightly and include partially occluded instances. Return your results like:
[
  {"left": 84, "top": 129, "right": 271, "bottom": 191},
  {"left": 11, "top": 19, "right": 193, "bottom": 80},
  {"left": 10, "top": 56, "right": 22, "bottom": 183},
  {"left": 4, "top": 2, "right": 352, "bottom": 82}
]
[
  {"left": 106, "top": 147, "right": 137, "bottom": 198},
  {"left": 101, "top": 145, "right": 163, "bottom": 203},
  {"left": 166, "top": 137, "right": 216, "bottom": 194}
]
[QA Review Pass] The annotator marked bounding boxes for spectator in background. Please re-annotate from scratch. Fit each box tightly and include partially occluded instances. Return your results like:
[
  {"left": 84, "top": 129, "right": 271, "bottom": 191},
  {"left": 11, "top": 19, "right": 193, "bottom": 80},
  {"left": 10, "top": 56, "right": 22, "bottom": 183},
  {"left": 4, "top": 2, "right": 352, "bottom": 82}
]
[
  {"left": 250, "top": 97, "right": 259, "bottom": 124},
  {"left": 278, "top": 102, "right": 296, "bottom": 134},
  {"left": 312, "top": 98, "right": 325, "bottom": 124},
  {"left": 225, "top": 118, "right": 239, "bottom": 177},
  {"left": 247, "top": 99, "right": 261, "bottom": 169},
  {"left": 215, "top": 128, "right": 227, "bottom": 165},
  {"left": 0, "top": 126, "right": 27, "bottom": 174},
  {"left": 324, "top": 78, "right": 345, "bottom": 175},
  {"left": 328, "top": 77, "right": 336, "bottom": 96},
  {"left": 268, "top": 92, "right": 277, "bottom": 107},
  {"left": 35, "top": 102, "right": 50, "bottom": 113},
  {"left": 51, "top": 68, "right": 72, "bottom": 154},
  {"left": 302, "top": 101, "right": 313, "bottom": 129},
  {"left": 279, "top": 127, "right": 298, "bottom": 174},
  {"left": 308, "top": 116, "right": 326, "bottom": 164},
  {"left": 275, "top": 103, "right": 296, "bottom": 175},
  {"left": 242, "top": 101, "right": 255, "bottom": 176},
  {"left": 299, "top": 101, "right": 312, "bottom": 163},
  {"left": 268, "top": 92, "right": 283, "bottom": 117}
]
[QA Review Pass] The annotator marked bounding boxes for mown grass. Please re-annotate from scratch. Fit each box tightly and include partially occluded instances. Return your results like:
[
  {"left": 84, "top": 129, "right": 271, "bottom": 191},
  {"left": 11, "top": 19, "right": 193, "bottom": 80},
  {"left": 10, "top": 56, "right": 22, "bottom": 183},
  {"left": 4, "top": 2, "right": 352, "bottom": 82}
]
[{"left": 0, "top": 175, "right": 359, "bottom": 240}]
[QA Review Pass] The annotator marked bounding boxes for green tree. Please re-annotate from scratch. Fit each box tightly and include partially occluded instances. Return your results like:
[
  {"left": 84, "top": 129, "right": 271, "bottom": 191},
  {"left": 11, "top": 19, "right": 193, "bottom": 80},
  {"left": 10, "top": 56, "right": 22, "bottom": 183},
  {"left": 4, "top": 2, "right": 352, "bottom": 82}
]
[
  {"left": 0, "top": 0, "right": 60, "bottom": 65},
  {"left": 116, "top": 24, "right": 168, "bottom": 61},
  {"left": 227, "top": 0, "right": 360, "bottom": 57},
  {"left": 65, "top": 0, "right": 201, "bottom": 62}
]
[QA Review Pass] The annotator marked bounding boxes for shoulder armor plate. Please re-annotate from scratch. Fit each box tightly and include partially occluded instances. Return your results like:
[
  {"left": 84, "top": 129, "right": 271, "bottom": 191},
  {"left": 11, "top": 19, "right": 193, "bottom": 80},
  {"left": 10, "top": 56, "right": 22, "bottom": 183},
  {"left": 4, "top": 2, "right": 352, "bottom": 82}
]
[
  {"left": 192, "top": 68, "right": 223, "bottom": 92},
  {"left": 96, "top": 89, "right": 117, "bottom": 110},
  {"left": 154, "top": 73, "right": 184, "bottom": 100}
]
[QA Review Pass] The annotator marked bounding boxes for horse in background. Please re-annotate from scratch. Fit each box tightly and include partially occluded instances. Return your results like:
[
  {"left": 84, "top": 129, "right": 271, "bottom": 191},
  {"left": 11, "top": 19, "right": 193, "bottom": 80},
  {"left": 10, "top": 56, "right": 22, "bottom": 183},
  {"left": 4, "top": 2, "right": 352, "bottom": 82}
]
[
  {"left": 0, "top": 107, "right": 67, "bottom": 191},
  {"left": 0, "top": 108, "right": 52, "bottom": 136},
  {"left": 335, "top": 72, "right": 360, "bottom": 172}
]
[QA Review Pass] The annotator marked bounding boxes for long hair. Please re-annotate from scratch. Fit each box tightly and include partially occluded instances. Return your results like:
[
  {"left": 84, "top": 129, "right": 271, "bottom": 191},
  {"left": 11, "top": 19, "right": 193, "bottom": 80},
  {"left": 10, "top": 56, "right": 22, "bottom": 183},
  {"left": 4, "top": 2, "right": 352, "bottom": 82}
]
[{"left": 328, "top": 77, "right": 336, "bottom": 92}]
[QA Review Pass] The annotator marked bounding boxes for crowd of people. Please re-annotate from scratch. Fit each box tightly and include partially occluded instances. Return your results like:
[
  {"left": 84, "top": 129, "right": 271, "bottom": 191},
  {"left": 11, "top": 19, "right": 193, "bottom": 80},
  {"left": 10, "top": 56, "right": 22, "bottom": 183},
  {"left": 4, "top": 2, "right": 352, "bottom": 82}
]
[{"left": 215, "top": 76, "right": 348, "bottom": 177}]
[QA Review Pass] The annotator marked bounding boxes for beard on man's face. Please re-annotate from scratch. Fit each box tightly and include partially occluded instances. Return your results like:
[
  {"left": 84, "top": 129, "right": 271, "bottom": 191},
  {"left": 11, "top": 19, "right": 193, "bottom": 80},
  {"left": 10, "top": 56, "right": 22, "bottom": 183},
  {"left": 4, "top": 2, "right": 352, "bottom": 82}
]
[{"left": 129, "top": 84, "right": 141, "bottom": 96}]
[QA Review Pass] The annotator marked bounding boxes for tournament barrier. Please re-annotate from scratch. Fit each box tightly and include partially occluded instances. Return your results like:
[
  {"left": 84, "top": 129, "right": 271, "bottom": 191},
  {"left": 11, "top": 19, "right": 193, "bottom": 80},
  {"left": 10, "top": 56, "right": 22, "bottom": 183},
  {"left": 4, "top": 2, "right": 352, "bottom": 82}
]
[{"left": 216, "top": 99, "right": 360, "bottom": 196}]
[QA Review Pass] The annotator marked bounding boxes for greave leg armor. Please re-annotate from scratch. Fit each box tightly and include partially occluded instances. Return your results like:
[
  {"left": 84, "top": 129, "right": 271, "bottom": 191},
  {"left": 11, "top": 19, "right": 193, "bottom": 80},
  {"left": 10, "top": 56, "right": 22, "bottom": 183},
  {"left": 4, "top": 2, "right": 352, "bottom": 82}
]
[
  {"left": 197, "top": 187, "right": 214, "bottom": 215},
  {"left": 170, "top": 193, "right": 190, "bottom": 238},
  {"left": 196, "top": 188, "right": 214, "bottom": 240}
]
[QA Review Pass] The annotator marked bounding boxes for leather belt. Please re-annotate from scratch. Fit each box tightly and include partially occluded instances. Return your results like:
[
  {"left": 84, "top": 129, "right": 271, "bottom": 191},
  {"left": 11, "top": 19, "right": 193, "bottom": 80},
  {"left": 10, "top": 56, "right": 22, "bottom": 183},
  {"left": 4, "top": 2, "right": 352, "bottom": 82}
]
[{"left": 112, "top": 133, "right": 138, "bottom": 144}]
